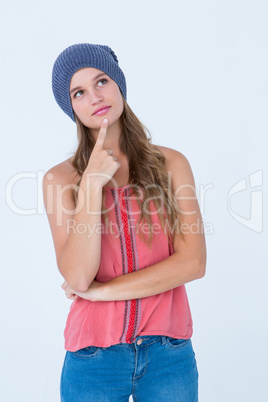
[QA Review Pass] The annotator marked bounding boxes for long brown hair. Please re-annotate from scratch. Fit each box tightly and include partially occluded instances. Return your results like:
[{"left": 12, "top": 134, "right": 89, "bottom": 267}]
[{"left": 71, "top": 98, "right": 182, "bottom": 247}]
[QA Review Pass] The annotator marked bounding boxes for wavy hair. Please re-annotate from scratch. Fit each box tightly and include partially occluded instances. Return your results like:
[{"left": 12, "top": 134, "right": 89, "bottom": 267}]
[{"left": 71, "top": 98, "right": 182, "bottom": 247}]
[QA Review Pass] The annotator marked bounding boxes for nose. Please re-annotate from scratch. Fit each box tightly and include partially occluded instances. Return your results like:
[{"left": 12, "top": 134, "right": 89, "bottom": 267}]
[{"left": 88, "top": 88, "right": 103, "bottom": 105}]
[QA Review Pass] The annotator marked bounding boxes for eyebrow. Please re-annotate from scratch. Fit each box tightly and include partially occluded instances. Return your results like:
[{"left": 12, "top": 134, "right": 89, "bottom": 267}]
[{"left": 70, "top": 72, "right": 108, "bottom": 95}]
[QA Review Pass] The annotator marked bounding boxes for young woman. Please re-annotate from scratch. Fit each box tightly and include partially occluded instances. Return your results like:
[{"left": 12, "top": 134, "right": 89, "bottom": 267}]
[{"left": 43, "top": 43, "right": 206, "bottom": 401}]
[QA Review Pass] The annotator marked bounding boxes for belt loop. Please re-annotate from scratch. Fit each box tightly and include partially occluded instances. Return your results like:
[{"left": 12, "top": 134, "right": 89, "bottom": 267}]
[{"left": 161, "top": 336, "right": 167, "bottom": 345}]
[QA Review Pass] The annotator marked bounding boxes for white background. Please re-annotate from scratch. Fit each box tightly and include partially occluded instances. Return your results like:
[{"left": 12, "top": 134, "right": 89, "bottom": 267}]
[{"left": 1, "top": 0, "right": 267, "bottom": 401}]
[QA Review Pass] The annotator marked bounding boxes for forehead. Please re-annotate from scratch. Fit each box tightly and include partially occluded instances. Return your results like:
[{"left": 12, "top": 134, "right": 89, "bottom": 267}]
[{"left": 70, "top": 67, "right": 107, "bottom": 88}]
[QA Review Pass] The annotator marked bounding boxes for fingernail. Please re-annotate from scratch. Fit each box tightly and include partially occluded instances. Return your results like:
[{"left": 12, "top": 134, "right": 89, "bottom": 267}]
[{"left": 103, "top": 118, "right": 108, "bottom": 124}]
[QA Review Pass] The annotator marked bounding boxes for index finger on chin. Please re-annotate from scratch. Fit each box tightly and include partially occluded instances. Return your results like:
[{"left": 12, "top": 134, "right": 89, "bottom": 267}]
[{"left": 94, "top": 118, "right": 109, "bottom": 149}]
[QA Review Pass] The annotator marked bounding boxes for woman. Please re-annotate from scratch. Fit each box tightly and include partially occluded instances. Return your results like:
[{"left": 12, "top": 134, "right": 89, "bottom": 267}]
[{"left": 43, "top": 43, "right": 206, "bottom": 401}]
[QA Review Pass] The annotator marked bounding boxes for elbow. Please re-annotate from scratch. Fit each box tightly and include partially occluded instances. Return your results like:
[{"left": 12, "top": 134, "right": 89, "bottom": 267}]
[
  {"left": 62, "top": 272, "right": 92, "bottom": 293},
  {"left": 58, "top": 257, "right": 93, "bottom": 293},
  {"left": 194, "top": 255, "right": 207, "bottom": 279},
  {"left": 69, "top": 281, "right": 91, "bottom": 293},
  {"left": 61, "top": 269, "right": 92, "bottom": 293},
  {"left": 195, "top": 263, "right": 206, "bottom": 279},
  {"left": 184, "top": 248, "right": 206, "bottom": 280}
]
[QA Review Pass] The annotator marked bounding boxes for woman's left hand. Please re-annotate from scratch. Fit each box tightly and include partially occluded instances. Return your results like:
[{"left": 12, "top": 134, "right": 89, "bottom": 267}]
[{"left": 61, "top": 280, "right": 103, "bottom": 302}]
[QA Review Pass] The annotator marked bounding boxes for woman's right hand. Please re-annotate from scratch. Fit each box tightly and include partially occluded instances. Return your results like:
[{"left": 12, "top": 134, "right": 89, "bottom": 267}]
[
  {"left": 82, "top": 118, "right": 121, "bottom": 189},
  {"left": 62, "top": 280, "right": 78, "bottom": 301}
]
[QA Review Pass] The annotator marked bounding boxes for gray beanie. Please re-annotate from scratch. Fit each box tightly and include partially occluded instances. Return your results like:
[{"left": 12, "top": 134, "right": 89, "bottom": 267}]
[{"left": 52, "top": 43, "right": 127, "bottom": 122}]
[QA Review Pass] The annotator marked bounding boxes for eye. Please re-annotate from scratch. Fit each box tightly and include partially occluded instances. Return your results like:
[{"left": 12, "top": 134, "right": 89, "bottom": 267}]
[
  {"left": 74, "top": 90, "right": 84, "bottom": 98},
  {"left": 97, "top": 79, "right": 108, "bottom": 87}
]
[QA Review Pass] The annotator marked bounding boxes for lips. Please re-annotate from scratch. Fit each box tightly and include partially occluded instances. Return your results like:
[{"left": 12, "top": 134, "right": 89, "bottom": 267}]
[{"left": 92, "top": 106, "right": 111, "bottom": 116}]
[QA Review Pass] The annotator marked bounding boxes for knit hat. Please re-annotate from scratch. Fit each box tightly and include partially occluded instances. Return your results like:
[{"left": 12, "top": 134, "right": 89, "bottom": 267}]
[{"left": 52, "top": 43, "right": 127, "bottom": 122}]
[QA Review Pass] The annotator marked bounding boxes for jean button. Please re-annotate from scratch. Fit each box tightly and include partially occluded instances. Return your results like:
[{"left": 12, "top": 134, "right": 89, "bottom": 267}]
[{"left": 137, "top": 338, "right": 143, "bottom": 345}]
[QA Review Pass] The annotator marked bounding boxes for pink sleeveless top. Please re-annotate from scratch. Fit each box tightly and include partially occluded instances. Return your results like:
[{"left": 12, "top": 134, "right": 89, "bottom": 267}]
[{"left": 64, "top": 184, "right": 193, "bottom": 351}]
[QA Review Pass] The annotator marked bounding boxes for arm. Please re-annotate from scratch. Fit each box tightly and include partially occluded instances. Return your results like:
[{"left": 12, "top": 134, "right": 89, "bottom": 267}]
[
  {"left": 43, "top": 118, "right": 120, "bottom": 292},
  {"left": 69, "top": 148, "right": 206, "bottom": 301}
]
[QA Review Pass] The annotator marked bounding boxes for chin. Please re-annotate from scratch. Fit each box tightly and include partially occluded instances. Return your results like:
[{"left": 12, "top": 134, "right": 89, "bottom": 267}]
[{"left": 77, "top": 109, "right": 123, "bottom": 130}]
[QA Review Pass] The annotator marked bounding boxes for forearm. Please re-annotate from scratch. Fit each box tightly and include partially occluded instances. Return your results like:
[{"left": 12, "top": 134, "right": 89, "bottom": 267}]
[
  {"left": 98, "top": 251, "right": 206, "bottom": 301},
  {"left": 59, "top": 180, "right": 103, "bottom": 292}
]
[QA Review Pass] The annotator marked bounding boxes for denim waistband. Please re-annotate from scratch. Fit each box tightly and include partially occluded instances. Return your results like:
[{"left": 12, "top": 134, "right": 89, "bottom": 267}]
[{"left": 130, "top": 335, "right": 167, "bottom": 347}]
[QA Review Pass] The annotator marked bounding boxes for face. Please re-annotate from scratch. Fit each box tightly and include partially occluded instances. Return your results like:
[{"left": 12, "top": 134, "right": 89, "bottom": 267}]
[{"left": 69, "top": 67, "right": 124, "bottom": 134}]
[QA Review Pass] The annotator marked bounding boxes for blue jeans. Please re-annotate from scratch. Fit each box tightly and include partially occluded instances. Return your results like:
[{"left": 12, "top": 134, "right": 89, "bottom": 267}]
[{"left": 60, "top": 335, "right": 198, "bottom": 401}]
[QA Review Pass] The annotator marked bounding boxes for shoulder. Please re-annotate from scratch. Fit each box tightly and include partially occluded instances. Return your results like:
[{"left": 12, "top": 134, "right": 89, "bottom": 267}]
[
  {"left": 43, "top": 156, "right": 79, "bottom": 187},
  {"left": 152, "top": 144, "right": 196, "bottom": 193},
  {"left": 153, "top": 145, "right": 192, "bottom": 175},
  {"left": 42, "top": 156, "right": 79, "bottom": 212}
]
